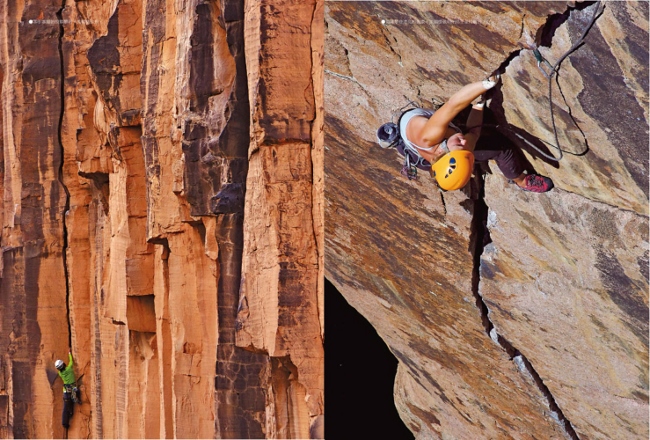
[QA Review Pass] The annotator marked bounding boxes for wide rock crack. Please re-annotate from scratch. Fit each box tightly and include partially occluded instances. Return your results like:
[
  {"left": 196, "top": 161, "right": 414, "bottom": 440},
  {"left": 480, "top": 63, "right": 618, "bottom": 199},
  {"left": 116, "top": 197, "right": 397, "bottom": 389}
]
[
  {"left": 467, "top": 4, "right": 612, "bottom": 434},
  {"left": 471, "top": 173, "right": 579, "bottom": 440},
  {"left": 57, "top": 2, "right": 73, "bottom": 348}
]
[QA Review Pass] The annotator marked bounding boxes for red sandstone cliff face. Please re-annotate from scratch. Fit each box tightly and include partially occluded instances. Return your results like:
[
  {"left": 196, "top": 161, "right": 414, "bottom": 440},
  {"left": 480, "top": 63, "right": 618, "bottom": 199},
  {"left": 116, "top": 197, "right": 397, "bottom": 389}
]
[
  {"left": 0, "top": 0, "right": 323, "bottom": 438},
  {"left": 325, "top": 1, "right": 647, "bottom": 439}
]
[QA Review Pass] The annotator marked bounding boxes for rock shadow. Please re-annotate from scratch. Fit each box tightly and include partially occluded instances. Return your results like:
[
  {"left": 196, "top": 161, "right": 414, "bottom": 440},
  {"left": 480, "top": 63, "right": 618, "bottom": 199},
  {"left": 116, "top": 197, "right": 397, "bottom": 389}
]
[{"left": 483, "top": 87, "right": 563, "bottom": 169}]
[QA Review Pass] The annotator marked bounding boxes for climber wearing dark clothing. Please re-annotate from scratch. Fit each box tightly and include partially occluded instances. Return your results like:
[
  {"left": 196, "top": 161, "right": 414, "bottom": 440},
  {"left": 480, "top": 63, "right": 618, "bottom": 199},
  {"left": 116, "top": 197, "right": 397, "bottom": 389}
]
[
  {"left": 473, "top": 142, "right": 532, "bottom": 182},
  {"left": 378, "top": 75, "right": 553, "bottom": 192},
  {"left": 55, "top": 351, "right": 78, "bottom": 429}
]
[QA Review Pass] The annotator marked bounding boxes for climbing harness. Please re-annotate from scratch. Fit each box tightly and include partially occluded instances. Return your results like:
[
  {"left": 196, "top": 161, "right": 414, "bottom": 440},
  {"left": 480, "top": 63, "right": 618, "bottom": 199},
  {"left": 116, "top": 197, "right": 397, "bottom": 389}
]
[
  {"left": 377, "top": 102, "right": 434, "bottom": 180},
  {"left": 376, "top": 118, "right": 422, "bottom": 180},
  {"left": 525, "top": 0, "right": 605, "bottom": 161},
  {"left": 64, "top": 384, "right": 81, "bottom": 404},
  {"left": 376, "top": 100, "right": 470, "bottom": 181}
]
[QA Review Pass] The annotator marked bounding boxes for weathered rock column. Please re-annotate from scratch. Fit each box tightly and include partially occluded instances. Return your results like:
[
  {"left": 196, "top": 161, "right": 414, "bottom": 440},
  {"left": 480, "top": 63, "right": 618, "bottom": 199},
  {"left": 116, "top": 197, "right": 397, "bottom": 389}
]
[
  {"left": 0, "top": 1, "right": 70, "bottom": 438},
  {"left": 1, "top": 0, "right": 324, "bottom": 437},
  {"left": 238, "top": 0, "right": 325, "bottom": 438}
]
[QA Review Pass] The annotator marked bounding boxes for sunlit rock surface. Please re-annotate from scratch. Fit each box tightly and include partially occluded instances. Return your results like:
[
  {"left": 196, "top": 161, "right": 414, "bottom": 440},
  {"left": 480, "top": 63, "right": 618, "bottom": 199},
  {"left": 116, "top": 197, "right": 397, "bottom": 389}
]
[
  {"left": 325, "top": 1, "right": 647, "bottom": 439},
  {"left": 0, "top": 0, "right": 323, "bottom": 438}
]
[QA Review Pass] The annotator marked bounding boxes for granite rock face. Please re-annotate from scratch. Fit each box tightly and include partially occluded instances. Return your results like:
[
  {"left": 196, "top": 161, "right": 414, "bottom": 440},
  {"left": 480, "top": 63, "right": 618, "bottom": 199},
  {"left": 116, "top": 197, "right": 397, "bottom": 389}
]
[
  {"left": 325, "top": 2, "right": 647, "bottom": 439},
  {"left": 0, "top": 0, "right": 323, "bottom": 438}
]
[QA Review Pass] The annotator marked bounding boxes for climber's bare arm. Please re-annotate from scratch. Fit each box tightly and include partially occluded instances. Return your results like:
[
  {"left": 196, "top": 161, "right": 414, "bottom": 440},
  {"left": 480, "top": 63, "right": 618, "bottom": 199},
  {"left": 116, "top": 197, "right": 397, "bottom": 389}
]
[{"left": 420, "top": 79, "right": 496, "bottom": 146}]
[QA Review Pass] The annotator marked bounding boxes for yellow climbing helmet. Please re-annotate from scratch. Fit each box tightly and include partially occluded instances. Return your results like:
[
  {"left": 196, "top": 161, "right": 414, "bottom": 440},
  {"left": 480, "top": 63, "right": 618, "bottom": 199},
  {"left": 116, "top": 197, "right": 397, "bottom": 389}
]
[{"left": 430, "top": 150, "right": 475, "bottom": 191}]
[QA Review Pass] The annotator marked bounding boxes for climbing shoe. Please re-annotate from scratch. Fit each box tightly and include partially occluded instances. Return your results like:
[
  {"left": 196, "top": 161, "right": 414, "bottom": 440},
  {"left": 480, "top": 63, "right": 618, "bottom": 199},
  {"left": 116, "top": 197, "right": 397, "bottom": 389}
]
[{"left": 519, "top": 174, "right": 554, "bottom": 193}]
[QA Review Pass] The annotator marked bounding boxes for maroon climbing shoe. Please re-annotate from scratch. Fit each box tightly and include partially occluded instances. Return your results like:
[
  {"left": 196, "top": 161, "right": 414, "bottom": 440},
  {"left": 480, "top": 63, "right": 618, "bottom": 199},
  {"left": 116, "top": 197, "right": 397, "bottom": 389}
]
[{"left": 519, "top": 174, "right": 554, "bottom": 193}]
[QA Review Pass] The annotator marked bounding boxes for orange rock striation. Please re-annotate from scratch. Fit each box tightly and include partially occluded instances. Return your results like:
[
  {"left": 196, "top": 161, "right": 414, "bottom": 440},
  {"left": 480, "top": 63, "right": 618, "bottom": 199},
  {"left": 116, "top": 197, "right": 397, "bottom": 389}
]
[{"left": 0, "top": 0, "right": 323, "bottom": 438}]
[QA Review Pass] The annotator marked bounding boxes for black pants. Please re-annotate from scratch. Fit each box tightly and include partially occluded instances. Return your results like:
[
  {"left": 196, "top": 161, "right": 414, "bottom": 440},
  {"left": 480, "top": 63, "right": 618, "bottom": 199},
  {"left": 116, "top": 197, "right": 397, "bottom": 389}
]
[
  {"left": 474, "top": 145, "right": 526, "bottom": 179},
  {"left": 470, "top": 117, "right": 531, "bottom": 179},
  {"left": 62, "top": 393, "right": 74, "bottom": 428}
]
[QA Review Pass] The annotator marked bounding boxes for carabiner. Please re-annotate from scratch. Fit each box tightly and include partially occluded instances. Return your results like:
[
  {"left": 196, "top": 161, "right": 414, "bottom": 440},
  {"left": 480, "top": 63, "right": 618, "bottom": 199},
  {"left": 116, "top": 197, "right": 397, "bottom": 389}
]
[{"left": 533, "top": 48, "right": 555, "bottom": 79}]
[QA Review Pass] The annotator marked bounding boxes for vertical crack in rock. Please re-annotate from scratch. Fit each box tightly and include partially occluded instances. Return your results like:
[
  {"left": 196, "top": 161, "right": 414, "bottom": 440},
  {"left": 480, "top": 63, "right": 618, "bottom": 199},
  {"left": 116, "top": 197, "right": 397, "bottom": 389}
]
[
  {"left": 438, "top": 190, "right": 447, "bottom": 216},
  {"left": 213, "top": 1, "right": 268, "bottom": 436},
  {"left": 93, "top": 292, "right": 104, "bottom": 438},
  {"left": 493, "top": 2, "right": 602, "bottom": 82},
  {"left": 495, "top": 48, "right": 524, "bottom": 74},
  {"left": 56, "top": 1, "right": 72, "bottom": 348},
  {"left": 519, "top": 14, "right": 526, "bottom": 40},
  {"left": 520, "top": 2, "right": 604, "bottom": 161},
  {"left": 537, "top": 1, "right": 600, "bottom": 49},
  {"left": 469, "top": 174, "right": 494, "bottom": 335},
  {"left": 471, "top": 174, "right": 579, "bottom": 439},
  {"left": 268, "top": 356, "right": 310, "bottom": 439},
  {"left": 468, "top": 6, "right": 593, "bottom": 421},
  {"left": 308, "top": 0, "right": 324, "bottom": 345}
]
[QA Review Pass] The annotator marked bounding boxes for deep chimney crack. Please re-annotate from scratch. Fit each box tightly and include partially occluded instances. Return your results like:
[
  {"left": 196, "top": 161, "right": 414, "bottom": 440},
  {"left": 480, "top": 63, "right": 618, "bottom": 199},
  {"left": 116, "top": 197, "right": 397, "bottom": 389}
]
[
  {"left": 56, "top": 1, "right": 72, "bottom": 349},
  {"left": 472, "top": 171, "right": 580, "bottom": 439}
]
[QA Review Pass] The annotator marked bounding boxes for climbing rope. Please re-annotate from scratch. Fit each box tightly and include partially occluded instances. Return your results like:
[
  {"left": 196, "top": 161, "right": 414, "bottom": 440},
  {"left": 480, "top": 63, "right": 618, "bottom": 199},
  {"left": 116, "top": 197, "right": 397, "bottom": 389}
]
[
  {"left": 400, "top": 3, "right": 605, "bottom": 165},
  {"left": 524, "top": 0, "right": 605, "bottom": 161}
]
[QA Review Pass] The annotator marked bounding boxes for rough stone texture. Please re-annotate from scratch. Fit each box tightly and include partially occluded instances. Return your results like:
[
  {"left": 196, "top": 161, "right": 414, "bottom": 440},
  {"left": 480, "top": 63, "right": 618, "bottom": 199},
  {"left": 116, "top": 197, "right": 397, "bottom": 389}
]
[
  {"left": 500, "top": 3, "right": 648, "bottom": 214},
  {"left": 237, "top": 1, "right": 325, "bottom": 437},
  {"left": 481, "top": 182, "right": 648, "bottom": 440},
  {"left": 0, "top": 0, "right": 323, "bottom": 438},
  {"left": 325, "top": 1, "right": 647, "bottom": 439},
  {"left": 0, "top": 2, "right": 71, "bottom": 438}
]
